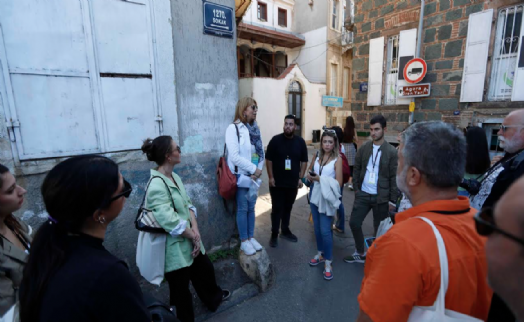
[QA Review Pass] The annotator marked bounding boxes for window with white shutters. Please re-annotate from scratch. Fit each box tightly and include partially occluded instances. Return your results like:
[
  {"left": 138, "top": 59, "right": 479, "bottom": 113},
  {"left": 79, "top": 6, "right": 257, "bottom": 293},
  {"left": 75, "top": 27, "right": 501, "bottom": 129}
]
[
  {"left": 488, "top": 5, "right": 523, "bottom": 101},
  {"left": 330, "top": 64, "right": 338, "bottom": 96},
  {"left": 332, "top": 0, "right": 339, "bottom": 30},
  {"left": 384, "top": 35, "right": 399, "bottom": 105}
]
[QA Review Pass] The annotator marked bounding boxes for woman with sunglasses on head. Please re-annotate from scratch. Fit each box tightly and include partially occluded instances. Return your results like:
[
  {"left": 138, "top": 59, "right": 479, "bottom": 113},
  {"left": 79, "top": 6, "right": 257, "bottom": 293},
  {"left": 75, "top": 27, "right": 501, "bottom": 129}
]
[
  {"left": 141, "top": 136, "right": 229, "bottom": 322},
  {"left": 19, "top": 155, "right": 149, "bottom": 322},
  {"left": 0, "top": 164, "right": 31, "bottom": 317},
  {"left": 225, "top": 97, "right": 264, "bottom": 256},
  {"left": 306, "top": 130, "right": 343, "bottom": 280}
]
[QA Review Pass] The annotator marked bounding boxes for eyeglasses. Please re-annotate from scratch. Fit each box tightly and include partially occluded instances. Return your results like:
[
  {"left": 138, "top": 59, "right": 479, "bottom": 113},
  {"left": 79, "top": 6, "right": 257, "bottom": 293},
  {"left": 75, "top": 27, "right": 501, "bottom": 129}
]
[
  {"left": 474, "top": 208, "right": 524, "bottom": 246},
  {"left": 105, "top": 179, "right": 132, "bottom": 206},
  {"left": 176, "top": 146, "right": 181, "bottom": 154},
  {"left": 500, "top": 124, "right": 524, "bottom": 132},
  {"left": 250, "top": 105, "right": 258, "bottom": 110}
]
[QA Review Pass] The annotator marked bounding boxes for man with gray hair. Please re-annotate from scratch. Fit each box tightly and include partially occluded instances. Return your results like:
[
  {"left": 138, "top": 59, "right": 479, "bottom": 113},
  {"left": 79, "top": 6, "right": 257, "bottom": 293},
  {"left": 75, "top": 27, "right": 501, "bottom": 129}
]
[{"left": 356, "top": 121, "right": 492, "bottom": 322}]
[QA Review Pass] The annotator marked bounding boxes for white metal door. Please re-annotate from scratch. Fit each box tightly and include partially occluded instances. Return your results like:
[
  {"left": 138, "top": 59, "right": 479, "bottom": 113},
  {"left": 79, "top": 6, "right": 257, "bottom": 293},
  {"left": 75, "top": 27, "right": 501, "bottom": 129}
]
[{"left": 0, "top": 0, "right": 160, "bottom": 160}]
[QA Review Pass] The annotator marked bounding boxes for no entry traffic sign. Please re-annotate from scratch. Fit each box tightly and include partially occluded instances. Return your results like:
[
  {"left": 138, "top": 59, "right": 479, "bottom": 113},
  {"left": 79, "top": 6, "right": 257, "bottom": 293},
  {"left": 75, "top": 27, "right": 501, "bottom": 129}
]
[{"left": 403, "top": 58, "right": 427, "bottom": 84}]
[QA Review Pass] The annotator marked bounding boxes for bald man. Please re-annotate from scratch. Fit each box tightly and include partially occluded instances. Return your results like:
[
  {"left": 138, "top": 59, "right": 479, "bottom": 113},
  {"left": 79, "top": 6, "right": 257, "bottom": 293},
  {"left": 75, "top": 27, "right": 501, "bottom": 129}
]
[
  {"left": 469, "top": 109, "right": 524, "bottom": 322},
  {"left": 471, "top": 109, "right": 524, "bottom": 211},
  {"left": 480, "top": 176, "right": 524, "bottom": 322}
]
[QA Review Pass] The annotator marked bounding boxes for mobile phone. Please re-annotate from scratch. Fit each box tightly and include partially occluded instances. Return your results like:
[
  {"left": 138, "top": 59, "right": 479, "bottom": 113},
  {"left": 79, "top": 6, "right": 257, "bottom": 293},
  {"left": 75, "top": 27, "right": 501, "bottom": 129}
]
[{"left": 309, "top": 171, "right": 317, "bottom": 177}]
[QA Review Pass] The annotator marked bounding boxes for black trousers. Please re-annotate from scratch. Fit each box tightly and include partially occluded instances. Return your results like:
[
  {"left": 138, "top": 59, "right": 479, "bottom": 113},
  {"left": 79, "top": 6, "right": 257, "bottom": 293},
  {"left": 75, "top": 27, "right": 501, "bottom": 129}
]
[
  {"left": 270, "top": 187, "right": 298, "bottom": 235},
  {"left": 165, "top": 253, "right": 223, "bottom": 322}
]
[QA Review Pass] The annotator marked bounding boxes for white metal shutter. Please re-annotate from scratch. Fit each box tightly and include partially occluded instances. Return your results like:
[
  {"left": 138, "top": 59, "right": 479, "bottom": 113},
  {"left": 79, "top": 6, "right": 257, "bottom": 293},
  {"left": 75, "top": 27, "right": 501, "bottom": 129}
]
[
  {"left": 368, "top": 37, "right": 384, "bottom": 106},
  {"left": 91, "top": 0, "right": 159, "bottom": 151},
  {"left": 397, "top": 28, "right": 417, "bottom": 105},
  {"left": 0, "top": 0, "right": 100, "bottom": 159},
  {"left": 460, "top": 9, "right": 493, "bottom": 102},
  {"left": 511, "top": 11, "right": 524, "bottom": 101}
]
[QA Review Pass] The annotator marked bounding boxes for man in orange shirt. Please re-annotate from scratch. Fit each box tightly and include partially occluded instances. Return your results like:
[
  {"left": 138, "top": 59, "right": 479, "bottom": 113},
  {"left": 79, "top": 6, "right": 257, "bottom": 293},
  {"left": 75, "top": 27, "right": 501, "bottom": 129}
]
[{"left": 356, "top": 121, "right": 492, "bottom": 322}]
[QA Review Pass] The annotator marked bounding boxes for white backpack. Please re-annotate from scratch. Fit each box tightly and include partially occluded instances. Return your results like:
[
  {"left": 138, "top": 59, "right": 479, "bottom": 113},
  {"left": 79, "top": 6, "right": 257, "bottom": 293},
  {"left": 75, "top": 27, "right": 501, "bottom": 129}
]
[{"left": 407, "top": 217, "right": 483, "bottom": 322}]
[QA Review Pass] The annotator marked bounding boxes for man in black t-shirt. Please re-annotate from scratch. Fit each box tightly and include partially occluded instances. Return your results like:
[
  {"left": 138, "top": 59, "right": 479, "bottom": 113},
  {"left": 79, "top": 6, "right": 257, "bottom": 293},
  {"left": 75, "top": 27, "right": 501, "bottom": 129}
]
[{"left": 266, "top": 115, "right": 308, "bottom": 247}]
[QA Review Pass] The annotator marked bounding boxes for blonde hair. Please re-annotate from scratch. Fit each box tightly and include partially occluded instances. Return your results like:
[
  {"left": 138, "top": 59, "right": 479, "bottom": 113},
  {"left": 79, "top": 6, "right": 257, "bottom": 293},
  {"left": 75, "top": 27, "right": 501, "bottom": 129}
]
[
  {"left": 234, "top": 97, "right": 257, "bottom": 124},
  {"left": 319, "top": 131, "right": 339, "bottom": 162}
]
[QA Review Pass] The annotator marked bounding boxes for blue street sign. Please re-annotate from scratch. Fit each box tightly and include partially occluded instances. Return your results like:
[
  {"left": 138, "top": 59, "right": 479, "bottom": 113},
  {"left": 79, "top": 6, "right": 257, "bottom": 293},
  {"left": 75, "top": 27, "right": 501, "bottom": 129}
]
[
  {"left": 360, "top": 82, "right": 368, "bottom": 92},
  {"left": 203, "top": 1, "right": 234, "bottom": 39},
  {"left": 322, "top": 95, "right": 343, "bottom": 108}
]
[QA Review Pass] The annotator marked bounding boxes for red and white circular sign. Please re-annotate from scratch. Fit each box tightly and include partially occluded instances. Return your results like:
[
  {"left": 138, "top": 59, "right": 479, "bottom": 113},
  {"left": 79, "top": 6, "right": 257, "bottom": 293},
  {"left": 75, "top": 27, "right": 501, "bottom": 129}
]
[{"left": 403, "top": 58, "right": 427, "bottom": 84}]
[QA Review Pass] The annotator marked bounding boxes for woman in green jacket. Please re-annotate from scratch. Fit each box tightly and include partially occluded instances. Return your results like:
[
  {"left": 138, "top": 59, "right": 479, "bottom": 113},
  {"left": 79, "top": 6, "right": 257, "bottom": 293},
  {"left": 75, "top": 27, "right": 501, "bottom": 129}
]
[{"left": 141, "top": 136, "right": 230, "bottom": 322}]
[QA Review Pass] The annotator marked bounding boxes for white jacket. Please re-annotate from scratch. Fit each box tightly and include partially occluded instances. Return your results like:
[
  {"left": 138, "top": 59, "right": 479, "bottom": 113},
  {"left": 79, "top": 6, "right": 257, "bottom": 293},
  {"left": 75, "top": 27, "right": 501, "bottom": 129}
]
[
  {"left": 311, "top": 176, "right": 341, "bottom": 217},
  {"left": 225, "top": 121, "right": 264, "bottom": 175}
]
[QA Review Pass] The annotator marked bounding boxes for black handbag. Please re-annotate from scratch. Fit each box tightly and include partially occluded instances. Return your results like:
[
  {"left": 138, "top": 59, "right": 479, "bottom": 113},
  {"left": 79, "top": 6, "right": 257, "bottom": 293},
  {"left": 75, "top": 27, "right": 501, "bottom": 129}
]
[
  {"left": 143, "top": 293, "right": 179, "bottom": 322},
  {"left": 135, "top": 176, "right": 177, "bottom": 234}
]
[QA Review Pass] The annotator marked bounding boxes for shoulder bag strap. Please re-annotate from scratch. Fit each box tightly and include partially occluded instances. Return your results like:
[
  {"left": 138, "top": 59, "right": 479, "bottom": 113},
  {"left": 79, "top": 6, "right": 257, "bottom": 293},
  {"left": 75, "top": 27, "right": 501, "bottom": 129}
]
[
  {"left": 414, "top": 217, "right": 448, "bottom": 314},
  {"left": 223, "top": 123, "right": 240, "bottom": 173},
  {"left": 140, "top": 176, "right": 178, "bottom": 213}
]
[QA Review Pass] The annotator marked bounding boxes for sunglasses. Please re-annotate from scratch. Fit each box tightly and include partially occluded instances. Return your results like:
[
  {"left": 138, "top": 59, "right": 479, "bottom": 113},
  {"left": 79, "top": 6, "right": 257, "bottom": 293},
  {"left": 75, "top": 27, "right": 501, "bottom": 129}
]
[
  {"left": 499, "top": 124, "right": 524, "bottom": 132},
  {"left": 474, "top": 208, "right": 524, "bottom": 246},
  {"left": 250, "top": 105, "right": 258, "bottom": 110},
  {"left": 105, "top": 179, "right": 132, "bottom": 206},
  {"left": 176, "top": 146, "right": 181, "bottom": 154}
]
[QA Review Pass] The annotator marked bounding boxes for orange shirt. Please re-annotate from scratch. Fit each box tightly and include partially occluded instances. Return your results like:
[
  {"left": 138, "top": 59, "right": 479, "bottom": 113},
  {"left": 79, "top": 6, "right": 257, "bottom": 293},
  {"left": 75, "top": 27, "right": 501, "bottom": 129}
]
[{"left": 358, "top": 197, "right": 492, "bottom": 322}]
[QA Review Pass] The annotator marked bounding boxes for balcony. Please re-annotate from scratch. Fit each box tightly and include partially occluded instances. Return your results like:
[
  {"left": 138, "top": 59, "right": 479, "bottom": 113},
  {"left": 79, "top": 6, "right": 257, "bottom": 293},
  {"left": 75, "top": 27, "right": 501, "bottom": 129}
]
[{"left": 341, "top": 30, "right": 354, "bottom": 53}]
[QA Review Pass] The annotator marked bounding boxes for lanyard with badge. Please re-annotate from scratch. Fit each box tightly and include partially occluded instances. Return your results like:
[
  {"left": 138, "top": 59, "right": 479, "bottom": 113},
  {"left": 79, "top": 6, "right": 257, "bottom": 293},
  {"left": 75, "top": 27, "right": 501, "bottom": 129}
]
[
  {"left": 368, "top": 148, "right": 381, "bottom": 184},
  {"left": 285, "top": 156, "right": 291, "bottom": 170}
]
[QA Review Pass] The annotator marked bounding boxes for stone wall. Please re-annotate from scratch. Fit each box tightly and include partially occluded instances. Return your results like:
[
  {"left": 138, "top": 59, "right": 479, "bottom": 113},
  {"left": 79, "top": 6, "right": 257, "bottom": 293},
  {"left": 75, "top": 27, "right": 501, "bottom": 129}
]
[{"left": 351, "top": 0, "right": 524, "bottom": 134}]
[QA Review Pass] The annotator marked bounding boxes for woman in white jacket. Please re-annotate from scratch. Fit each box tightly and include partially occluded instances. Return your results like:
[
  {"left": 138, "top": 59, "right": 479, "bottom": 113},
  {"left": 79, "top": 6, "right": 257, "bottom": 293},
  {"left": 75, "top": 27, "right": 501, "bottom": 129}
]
[
  {"left": 225, "top": 97, "right": 264, "bottom": 256},
  {"left": 306, "top": 130, "right": 343, "bottom": 280}
]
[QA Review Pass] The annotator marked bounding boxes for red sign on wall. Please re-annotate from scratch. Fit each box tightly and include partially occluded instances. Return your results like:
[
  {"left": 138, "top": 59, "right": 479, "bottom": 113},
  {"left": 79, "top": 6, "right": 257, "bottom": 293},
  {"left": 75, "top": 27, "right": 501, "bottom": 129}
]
[{"left": 398, "top": 83, "right": 431, "bottom": 97}]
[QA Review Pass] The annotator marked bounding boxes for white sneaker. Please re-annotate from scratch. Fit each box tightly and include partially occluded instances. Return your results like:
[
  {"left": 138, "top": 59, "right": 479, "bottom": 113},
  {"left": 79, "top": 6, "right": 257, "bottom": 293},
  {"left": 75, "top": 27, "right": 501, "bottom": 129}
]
[
  {"left": 249, "top": 238, "right": 263, "bottom": 251},
  {"left": 241, "top": 241, "right": 256, "bottom": 255}
]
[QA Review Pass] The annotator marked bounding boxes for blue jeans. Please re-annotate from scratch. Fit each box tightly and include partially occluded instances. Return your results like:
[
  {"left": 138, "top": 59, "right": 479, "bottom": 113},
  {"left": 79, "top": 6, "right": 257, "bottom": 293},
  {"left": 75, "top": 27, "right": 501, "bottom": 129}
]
[
  {"left": 458, "top": 190, "right": 470, "bottom": 197},
  {"left": 236, "top": 187, "right": 256, "bottom": 240},
  {"left": 335, "top": 187, "right": 345, "bottom": 231},
  {"left": 310, "top": 202, "right": 334, "bottom": 261}
]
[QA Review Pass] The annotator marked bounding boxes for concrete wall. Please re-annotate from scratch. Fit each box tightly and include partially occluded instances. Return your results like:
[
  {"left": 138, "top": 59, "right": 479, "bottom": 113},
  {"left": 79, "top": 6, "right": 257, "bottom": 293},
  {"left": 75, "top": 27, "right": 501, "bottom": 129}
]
[
  {"left": 293, "top": 0, "right": 329, "bottom": 33},
  {"left": 0, "top": 0, "right": 239, "bottom": 300},
  {"left": 239, "top": 66, "right": 327, "bottom": 144},
  {"left": 350, "top": 0, "right": 524, "bottom": 134},
  {"left": 290, "top": 27, "right": 328, "bottom": 83}
]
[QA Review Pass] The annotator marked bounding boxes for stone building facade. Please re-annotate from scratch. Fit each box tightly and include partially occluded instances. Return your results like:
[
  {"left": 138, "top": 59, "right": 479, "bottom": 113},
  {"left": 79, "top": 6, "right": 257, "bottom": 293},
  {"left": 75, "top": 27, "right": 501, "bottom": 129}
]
[{"left": 348, "top": 0, "right": 524, "bottom": 147}]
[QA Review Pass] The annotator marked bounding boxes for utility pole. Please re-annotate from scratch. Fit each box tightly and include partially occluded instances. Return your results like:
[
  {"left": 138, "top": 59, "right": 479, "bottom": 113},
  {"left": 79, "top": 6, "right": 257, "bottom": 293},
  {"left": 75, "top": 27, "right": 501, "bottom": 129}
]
[{"left": 410, "top": 0, "right": 425, "bottom": 124}]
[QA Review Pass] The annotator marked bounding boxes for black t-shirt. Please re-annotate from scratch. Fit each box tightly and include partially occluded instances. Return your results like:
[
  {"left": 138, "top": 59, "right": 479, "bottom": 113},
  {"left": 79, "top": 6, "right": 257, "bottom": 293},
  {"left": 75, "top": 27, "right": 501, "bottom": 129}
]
[
  {"left": 30, "top": 234, "right": 150, "bottom": 322},
  {"left": 483, "top": 149, "right": 524, "bottom": 209},
  {"left": 266, "top": 133, "right": 308, "bottom": 188}
]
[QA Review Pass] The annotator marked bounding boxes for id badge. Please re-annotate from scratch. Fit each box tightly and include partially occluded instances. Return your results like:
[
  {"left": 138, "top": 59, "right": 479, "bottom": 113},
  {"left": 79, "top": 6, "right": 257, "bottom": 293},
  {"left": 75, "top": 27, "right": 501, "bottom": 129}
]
[
  {"left": 368, "top": 172, "right": 376, "bottom": 184},
  {"left": 285, "top": 158, "right": 291, "bottom": 170}
]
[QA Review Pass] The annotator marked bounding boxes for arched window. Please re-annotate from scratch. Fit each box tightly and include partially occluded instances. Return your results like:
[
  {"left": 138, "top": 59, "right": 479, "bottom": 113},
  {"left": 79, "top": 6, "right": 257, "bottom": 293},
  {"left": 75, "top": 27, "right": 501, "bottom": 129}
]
[{"left": 288, "top": 81, "right": 302, "bottom": 137}]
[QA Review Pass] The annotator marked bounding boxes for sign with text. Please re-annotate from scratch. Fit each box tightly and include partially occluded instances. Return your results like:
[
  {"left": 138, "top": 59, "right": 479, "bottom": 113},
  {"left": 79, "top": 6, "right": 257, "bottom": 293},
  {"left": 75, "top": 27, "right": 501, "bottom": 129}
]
[
  {"left": 203, "top": 1, "right": 234, "bottom": 39},
  {"left": 403, "top": 58, "right": 428, "bottom": 84},
  {"left": 322, "top": 95, "right": 343, "bottom": 107},
  {"left": 398, "top": 83, "right": 431, "bottom": 97}
]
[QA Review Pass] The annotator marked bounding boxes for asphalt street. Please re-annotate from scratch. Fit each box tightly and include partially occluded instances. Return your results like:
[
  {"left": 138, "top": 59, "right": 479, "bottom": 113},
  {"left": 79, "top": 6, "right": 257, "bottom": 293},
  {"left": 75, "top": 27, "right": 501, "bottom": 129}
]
[{"left": 210, "top": 148, "right": 375, "bottom": 322}]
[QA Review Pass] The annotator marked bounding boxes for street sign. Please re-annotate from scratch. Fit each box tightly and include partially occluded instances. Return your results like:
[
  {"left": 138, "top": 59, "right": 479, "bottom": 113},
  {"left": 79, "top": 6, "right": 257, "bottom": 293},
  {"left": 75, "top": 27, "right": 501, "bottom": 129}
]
[
  {"left": 398, "top": 83, "right": 431, "bottom": 97},
  {"left": 322, "top": 95, "right": 343, "bottom": 107},
  {"left": 403, "top": 58, "right": 427, "bottom": 84},
  {"left": 360, "top": 82, "right": 368, "bottom": 92},
  {"left": 203, "top": 1, "right": 234, "bottom": 39}
]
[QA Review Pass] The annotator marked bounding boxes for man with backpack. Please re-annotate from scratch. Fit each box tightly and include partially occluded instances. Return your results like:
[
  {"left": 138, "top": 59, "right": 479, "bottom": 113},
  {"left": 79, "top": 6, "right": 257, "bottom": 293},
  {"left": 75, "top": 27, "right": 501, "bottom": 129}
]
[
  {"left": 266, "top": 115, "right": 308, "bottom": 247},
  {"left": 344, "top": 115, "right": 398, "bottom": 264}
]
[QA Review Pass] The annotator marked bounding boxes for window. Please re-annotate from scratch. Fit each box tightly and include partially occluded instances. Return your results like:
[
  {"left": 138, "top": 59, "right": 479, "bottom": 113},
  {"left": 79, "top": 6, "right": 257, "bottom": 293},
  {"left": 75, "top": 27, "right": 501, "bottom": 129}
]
[
  {"left": 384, "top": 35, "right": 399, "bottom": 105},
  {"left": 488, "top": 5, "right": 523, "bottom": 101},
  {"left": 257, "top": 2, "right": 267, "bottom": 21},
  {"left": 330, "top": 64, "right": 338, "bottom": 96},
  {"left": 343, "top": 67, "right": 350, "bottom": 100},
  {"left": 332, "top": 0, "right": 338, "bottom": 30},
  {"left": 278, "top": 8, "right": 287, "bottom": 27}
]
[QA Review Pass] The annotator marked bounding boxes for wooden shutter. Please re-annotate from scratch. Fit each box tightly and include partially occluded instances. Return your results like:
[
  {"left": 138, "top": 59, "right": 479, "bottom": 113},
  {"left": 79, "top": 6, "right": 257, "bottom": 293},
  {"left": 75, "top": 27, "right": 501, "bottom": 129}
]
[
  {"left": 368, "top": 37, "right": 384, "bottom": 106},
  {"left": 511, "top": 11, "right": 524, "bottom": 101},
  {"left": 397, "top": 28, "right": 417, "bottom": 105},
  {"left": 460, "top": 9, "right": 493, "bottom": 102}
]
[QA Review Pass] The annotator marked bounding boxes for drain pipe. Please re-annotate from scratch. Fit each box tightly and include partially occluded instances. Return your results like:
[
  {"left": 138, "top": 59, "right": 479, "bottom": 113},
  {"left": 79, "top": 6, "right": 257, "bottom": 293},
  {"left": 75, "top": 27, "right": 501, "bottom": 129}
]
[{"left": 410, "top": 0, "right": 425, "bottom": 124}]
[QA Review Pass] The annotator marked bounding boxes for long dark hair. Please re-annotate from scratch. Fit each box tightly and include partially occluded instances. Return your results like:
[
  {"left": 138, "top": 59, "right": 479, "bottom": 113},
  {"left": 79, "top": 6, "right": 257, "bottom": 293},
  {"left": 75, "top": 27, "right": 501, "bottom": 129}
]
[
  {"left": 0, "top": 164, "right": 23, "bottom": 236},
  {"left": 20, "top": 155, "right": 120, "bottom": 322},
  {"left": 343, "top": 116, "right": 355, "bottom": 143},
  {"left": 465, "top": 126, "right": 491, "bottom": 175}
]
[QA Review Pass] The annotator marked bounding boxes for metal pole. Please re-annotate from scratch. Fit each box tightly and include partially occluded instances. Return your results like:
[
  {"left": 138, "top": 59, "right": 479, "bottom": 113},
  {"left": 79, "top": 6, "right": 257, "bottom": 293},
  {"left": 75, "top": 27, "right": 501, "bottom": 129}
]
[{"left": 410, "top": 0, "right": 425, "bottom": 124}]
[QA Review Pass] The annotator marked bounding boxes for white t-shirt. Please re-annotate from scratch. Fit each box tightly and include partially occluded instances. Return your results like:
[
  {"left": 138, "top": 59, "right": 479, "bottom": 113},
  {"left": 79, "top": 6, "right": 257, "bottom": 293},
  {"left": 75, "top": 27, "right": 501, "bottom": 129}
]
[{"left": 362, "top": 144, "right": 382, "bottom": 195}]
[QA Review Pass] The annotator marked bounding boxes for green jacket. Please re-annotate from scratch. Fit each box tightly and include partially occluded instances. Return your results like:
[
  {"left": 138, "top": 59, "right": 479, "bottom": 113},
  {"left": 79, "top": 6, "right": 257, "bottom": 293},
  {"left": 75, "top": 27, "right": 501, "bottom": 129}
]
[
  {"left": 353, "top": 140, "right": 399, "bottom": 204},
  {"left": 146, "top": 169, "right": 205, "bottom": 273}
]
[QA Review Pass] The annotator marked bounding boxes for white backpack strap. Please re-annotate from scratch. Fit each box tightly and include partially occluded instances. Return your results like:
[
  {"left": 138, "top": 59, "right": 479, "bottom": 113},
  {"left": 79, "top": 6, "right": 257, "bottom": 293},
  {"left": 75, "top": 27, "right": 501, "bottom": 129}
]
[{"left": 415, "top": 217, "right": 448, "bottom": 314}]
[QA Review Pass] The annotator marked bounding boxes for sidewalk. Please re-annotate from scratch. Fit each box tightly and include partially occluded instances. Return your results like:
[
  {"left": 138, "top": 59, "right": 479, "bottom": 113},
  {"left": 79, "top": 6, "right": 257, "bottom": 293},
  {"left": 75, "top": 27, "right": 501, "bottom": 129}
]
[{"left": 210, "top": 148, "right": 376, "bottom": 322}]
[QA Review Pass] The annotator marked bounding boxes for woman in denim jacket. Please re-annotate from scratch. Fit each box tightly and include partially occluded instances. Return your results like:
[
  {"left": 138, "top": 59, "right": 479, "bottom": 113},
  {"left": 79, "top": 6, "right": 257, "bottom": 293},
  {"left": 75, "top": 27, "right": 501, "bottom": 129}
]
[{"left": 142, "top": 136, "right": 230, "bottom": 322}]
